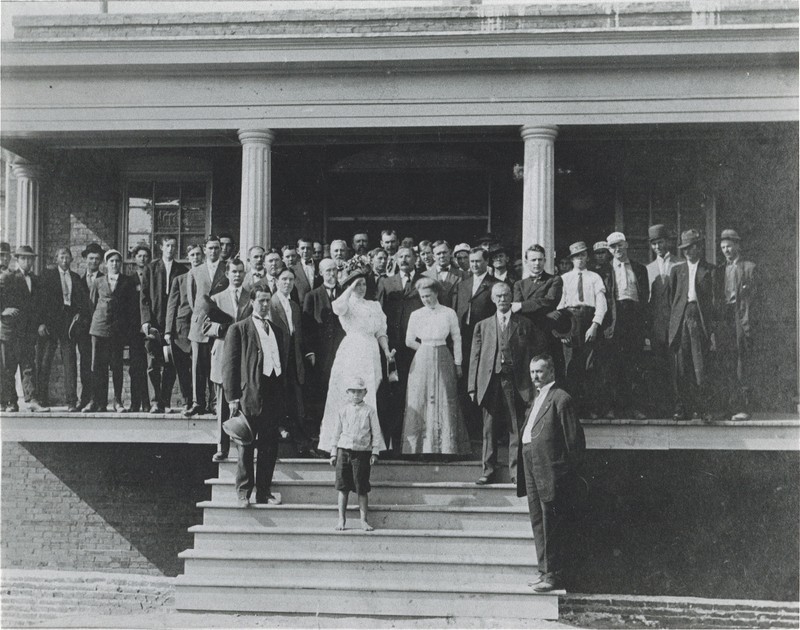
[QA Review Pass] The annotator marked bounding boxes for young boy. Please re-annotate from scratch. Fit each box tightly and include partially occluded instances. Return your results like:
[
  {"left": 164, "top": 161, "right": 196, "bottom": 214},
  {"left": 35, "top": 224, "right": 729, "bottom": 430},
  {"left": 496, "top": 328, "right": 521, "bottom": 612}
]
[{"left": 326, "top": 376, "right": 385, "bottom": 531}]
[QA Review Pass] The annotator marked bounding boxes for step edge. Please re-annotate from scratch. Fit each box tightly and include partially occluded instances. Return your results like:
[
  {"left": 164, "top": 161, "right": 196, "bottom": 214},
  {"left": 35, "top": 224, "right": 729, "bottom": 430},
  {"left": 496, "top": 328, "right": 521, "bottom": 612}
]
[
  {"left": 187, "top": 525, "right": 531, "bottom": 538},
  {"left": 197, "top": 501, "right": 528, "bottom": 513}
]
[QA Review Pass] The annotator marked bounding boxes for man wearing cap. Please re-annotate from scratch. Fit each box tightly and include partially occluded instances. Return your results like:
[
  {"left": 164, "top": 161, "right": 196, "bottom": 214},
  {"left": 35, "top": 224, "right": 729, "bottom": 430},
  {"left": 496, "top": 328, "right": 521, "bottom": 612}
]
[
  {"left": 423, "top": 240, "right": 466, "bottom": 308},
  {"left": 668, "top": 229, "right": 715, "bottom": 421},
  {"left": 604, "top": 232, "right": 650, "bottom": 419},
  {"left": 140, "top": 235, "right": 188, "bottom": 413},
  {"left": 646, "top": 224, "right": 678, "bottom": 416},
  {"left": 223, "top": 285, "right": 289, "bottom": 507},
  {"left": 0, "top": 243, "right": 24, "bottom": 411},
  {"left": 590, "top": 241, "right": 612, "bottom": 275},
  {"left": 453, "top": 243, "right": 471, "bottom": 274},
  {"left": 78, "top": 242, "right": 105, "bottom": 408},
  {"left": 85, "top": 249, "right": 139, "bottom": 413},
  {"left": 38, "top": 248, "right": 90, "bottom": 412},
  {"left": 714, "top": 229, "right": 756, "bottom": 421},
  {"left": 556, "top": 241, "right": 608, "bottom": 416}
]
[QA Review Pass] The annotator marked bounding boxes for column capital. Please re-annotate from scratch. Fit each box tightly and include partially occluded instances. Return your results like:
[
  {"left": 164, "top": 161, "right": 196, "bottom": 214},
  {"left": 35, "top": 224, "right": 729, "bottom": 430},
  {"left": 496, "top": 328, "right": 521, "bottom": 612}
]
[
  {"left": 11, "top": 160, "right": 41, "bottom": 181},
  {"left": 237, "top": 129, "right": 276, "bottom": 145},
  {"left": 520, "top": 124, "right": 559, "bottom": 142}
]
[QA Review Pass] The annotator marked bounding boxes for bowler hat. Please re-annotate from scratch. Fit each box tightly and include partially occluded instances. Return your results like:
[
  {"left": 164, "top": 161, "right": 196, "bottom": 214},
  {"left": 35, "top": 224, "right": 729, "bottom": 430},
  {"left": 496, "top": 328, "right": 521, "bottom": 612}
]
[
  {"left": 568, "top": 241, "right": 588, "bottom": 257},
  {"left": 0, "top": 242, "right": 11, "bottom": 254},
  {"left": 648, "top": 224, "right": 670, "bottom": 242},
  {"left": 81, "top": 242, "right": 105, "bottom": 258},
  {"left": 719, "top": 229, "right": 741, "bottom": 242},
  {"left": 487, "top": 243, "right": 508, "bottom": 257},
  {"left": 13, "top": 245, "right": 37, "bottom": 258},
  {"left": 223, "top": 410, "right": 254, "bottom": 446},
  {"left": 546, "top": 308, "right": 574, "bottom": 335},
  {"left": 606, "top": 232, "right": 626, "bottom": 247},
  {"left": 678, "top": 229, "right": 703, "bottom": 250},
  {"left": 592, "top": 241, "right": 609, "bottom": 253}
]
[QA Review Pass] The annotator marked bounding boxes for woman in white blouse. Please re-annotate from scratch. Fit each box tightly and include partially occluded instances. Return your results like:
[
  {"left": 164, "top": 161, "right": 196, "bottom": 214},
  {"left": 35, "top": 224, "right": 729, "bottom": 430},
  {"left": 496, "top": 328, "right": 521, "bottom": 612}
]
[{"left": 401, "top": 277, "right": 470, "bottom": 455}]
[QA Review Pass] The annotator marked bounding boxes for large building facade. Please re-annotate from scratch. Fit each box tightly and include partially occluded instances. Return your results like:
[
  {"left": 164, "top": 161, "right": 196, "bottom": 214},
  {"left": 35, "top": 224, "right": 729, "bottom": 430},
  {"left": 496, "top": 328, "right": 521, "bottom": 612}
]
[{"left": 1, "top": 0, "right": 798, "bottom": 409}]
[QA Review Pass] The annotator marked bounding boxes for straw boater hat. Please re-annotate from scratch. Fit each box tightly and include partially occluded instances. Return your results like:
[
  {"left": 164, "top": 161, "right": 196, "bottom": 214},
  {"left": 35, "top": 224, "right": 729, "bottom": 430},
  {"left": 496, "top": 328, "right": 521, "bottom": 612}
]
[
  {"left": 678, "top": 229, "right": 703, "bottom": 250},
  {"left": 648, "top": 224, "right": 670, "bottom": 241},
  {"left": 719, "top": 229, "right": 741, "bottom": 242},
  {"left": 568, "top": 241, "right": 588, "bottom": 257}
]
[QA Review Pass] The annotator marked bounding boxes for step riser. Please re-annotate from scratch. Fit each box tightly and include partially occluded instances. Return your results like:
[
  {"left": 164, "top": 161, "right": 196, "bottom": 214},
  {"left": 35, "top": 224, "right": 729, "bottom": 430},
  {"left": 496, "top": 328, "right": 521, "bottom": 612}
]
[
  {"left": 182, "top": 558, "right": 534, "bottom": 587},
  {"left": 202, "top": 507, "right": 531, "bottom": 531},
  {"left": 174, "top": 585, "right": 558, "bottom": 619},
  {"left": 218, "top": 462, "right": 510, "bottom": 483},
  {"left": 190, "top": 531, "right": 531, "bottom": 560},
  {"left": 210, "top": 483, "right": 521, "bottom": 507}
]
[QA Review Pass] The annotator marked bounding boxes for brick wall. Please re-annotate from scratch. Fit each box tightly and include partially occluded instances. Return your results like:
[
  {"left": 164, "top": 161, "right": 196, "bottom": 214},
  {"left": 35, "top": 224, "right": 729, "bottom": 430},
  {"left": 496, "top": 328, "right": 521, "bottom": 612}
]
[{"left": 1, "top": 442, "right": 216, "bottom": 577}]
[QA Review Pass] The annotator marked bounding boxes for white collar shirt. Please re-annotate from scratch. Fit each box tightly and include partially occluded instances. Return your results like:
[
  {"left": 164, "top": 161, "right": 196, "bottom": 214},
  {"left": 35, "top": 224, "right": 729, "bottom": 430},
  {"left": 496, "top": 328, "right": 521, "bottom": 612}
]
[
  {"left": 401, "top": 269, "right": 415, "bottom": 289},
  {"left": 686, "top": 260, "right": 699, "bottom": 303},
  {"left": 494, "top": 269, "right": 508, "bottom": 282},
  {"left": 472, "top": 272, "right": 488, "bottom": 296},
  {"left": 657, "top": 253, "right": 672, "bottom": 278},
  {"left": 163, "top": 259, "right": 174, "bottom": 294},
  {"left": 556, "top": 268, "right": 607, "bottom": 326},
  {"left": 613, "top": 260, "right": 639, "bottom": 302},
  {"left": 276, "top": 292, "right": 294, "bottom": 334},
  {"left": 59, "top": 268, "right": 72, "bottom": 305},
  {"left": 252, "top": 315, "right": 281, "bottom": 377},
  {"left": 206, "top": 260, "right": 219, "bottom": 280},
  {"left": 301, "top": 259, "right": 315, "bottom": 285},
  {"left": 522, "top": 380, "right": 555, "bottom": 444},
  {"left": 496, "top": 310, "right": 511, "bottom": 330},
  {"left": 229, "top": 285, "right": 241, "bottom": 314},
  {"left": 107, "top": 274, "right": 119, "bottom": 290}
]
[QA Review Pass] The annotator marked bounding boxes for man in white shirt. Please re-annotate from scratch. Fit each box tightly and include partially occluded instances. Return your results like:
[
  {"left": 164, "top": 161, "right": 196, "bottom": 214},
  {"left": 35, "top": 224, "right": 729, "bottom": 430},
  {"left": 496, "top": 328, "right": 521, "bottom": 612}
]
[
  {"left": 556, "top": 241, "right": 607, "bottom": 417},
  {"left": 223, "top": 285, "right": 289, "bottom": 507},
  {"left": 516, "top": 354, "right": 585, "bottom": 593}
]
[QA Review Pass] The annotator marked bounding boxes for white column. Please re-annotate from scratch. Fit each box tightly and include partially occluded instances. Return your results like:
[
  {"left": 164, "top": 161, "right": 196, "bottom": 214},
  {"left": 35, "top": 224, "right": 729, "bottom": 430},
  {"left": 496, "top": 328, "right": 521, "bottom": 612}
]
[
  {"left": 238, "top": 129, "right": 275, "bottom": 256},
  {"left": 12, "top": 160, "right": 41, "bottom": 251},
  {"left": 520, "top": 125, "right": 558, "bottom": 275}
]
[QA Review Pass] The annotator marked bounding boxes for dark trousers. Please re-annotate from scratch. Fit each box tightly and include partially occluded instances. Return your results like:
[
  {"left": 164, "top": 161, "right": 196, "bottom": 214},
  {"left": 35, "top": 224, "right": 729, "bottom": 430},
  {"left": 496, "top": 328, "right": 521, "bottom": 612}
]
[
  {"left": 608, "top": 300, "right": 646, "bottom": 414},
  {"left": 284, "top": 342, "right": 311, "bottom": 451},
  {"left": 649, "top": 336, "right": 675, "bottom": 416},
  {"left": 236, "top": 374, "right": 283, "bottom": 500},
  {"left": 172, "top": 341, "right": 192, "bottom": 408},
  {"left": 717, "top": 304, "right": 751, "bottom": 413},
  {"left": 673, "top": 302, "right": 709, "bottom": 415},
  {"left": 129, "top": 333, "right": 150, "bottom": 410},
  {"left": 77, "top": 332, "right": 93, "bottom": 406},
  {"left": 16, "top": 333, "right": 40, "bottom": 403},
  {"left": 563, "top": 307, "right": 597, "bottom": 415},
  {"left": 146, "top": 337, "right": 177, "bottom": 409},
  {"left": 381, "top": 347, "right": 413, "bottom": 455},
  {"left": 0, "top": 338, "right": 18, "bottom": 405},
  {"left": 460, "top": 328, "right": 482, "bottom": 439},
  {"left": 214, "top": 382, "right": 230, "bottom": 455},
  {"left": 37, "top": 310, "right": 79, "bottom": 406},
  {"left": 190, "top": 340, "right": 214, "bottom": 410},
  {"left": 481, "top": 369, "right": 523, "bottom": 480},
  {"left": 92, "top": 335, "right": 124, "bottom": 407},
  {"left": 522, "top": 443, "right": 571, "bottom": 584}
]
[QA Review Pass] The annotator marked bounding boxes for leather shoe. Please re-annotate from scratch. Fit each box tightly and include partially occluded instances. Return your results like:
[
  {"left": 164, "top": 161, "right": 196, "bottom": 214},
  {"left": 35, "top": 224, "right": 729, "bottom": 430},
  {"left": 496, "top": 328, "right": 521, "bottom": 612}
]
[
  {"left": 29, "top": 400, "right": 50, "bottom": 412},
  {"left": 82, "top": 402, "right": 97, "bottom": 413},
  {"left": 67, "top": 405, "right": 81, "bottom": 413},
  {"left": 475, "top": 475, "right": 495, "bottom": 486},
  {"left": 113, "top": 400, "right": 127, "bottom": 413},
  {"left": 149, "top": 403, "right": 165, "bottom": 414},
  {"left": 732, "top": 411, "right": 751, "bottom": 421},
  {"left": 255, "top": 494, "right": 281, "bottom": 505},
  {"left": 236, "top": 496, "right": 250, "bottom": 508},
  {"left": 183, "top": 403, "right": 202, "bottom": 418},
  {"left": 531, "top": 580, "right": 559, "bottom": 593},
  {"left": 212, "top": 451, "right": 228, "bottom": 463},
  {"left": 6, "top": 403, "right": 19, "bottom": 413}
]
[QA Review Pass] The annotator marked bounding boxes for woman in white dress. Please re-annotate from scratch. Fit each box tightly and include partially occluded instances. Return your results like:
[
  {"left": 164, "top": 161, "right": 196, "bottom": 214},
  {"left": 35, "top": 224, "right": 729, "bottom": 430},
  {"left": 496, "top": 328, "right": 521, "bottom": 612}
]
[
  {"left": 402, "top": 277, "right": 470, "bottom": 455},
  {"left": 318, "top": 267, "right": 394, "bottom": 454}
]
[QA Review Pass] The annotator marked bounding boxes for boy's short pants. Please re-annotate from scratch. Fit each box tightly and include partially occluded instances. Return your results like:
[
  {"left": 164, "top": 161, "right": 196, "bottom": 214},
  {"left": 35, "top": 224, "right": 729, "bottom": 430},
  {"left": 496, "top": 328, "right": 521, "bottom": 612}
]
[{"left": 335, "top": 448, "right": 372, "bottom": 495}]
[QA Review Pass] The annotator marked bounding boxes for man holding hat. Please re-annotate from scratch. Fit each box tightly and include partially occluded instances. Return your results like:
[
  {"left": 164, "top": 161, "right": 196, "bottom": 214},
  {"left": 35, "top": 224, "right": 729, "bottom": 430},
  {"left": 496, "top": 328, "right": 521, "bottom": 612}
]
[
  {"left": 38, "top": 248, "right": 91, "bottom": 412},
  {"left": 668, "top": 229, "right": 715, "bottom": 421},
  {"left": 555, "top": 241, "right": 608, "bottom": 416},
  {"left": 604, "top": 232, "right": 650, "bottom": 419},
  {"left": 714, "top": 229, "right": 756, "bottom": 421},
  {"left": 646, "top": 224, "right": 678, "bottom": 415},
  {"left": 78, "top": 242, "right": 105, "bottom": 408}
]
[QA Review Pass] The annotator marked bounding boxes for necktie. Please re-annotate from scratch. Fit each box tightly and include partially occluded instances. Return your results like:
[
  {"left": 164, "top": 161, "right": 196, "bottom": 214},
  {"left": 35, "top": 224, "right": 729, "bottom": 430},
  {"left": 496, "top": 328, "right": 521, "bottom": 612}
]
[
  {"left": 328, "top": 288, "right": 334, "bottom": 301},
  {"left": 403, "top": 273, "right": 411, "bottom": 289},
  {"left": 617, "top": 263, "right": 628, "bottom": 292},
  {"left": 261, "top": 318, "right": 270, "bottom": 336},
  {"left": 577, "top": 271, "right": 584, "bottom": 302},
  {"left": 269, "top": 277, "right": 276, "bottom": 293}
]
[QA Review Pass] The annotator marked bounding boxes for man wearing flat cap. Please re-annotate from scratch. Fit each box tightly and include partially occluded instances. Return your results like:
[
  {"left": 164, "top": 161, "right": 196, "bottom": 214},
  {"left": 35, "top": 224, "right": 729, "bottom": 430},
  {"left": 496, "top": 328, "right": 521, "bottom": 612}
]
[
  {"left": 714, "top": 229, "right": 756, "bottom": 421},
  {"left": 646, "top": 224, "right": 678, "bottom": 415},
  {"left": 668, "top": 230, "right": 715, "bottom": 421}
]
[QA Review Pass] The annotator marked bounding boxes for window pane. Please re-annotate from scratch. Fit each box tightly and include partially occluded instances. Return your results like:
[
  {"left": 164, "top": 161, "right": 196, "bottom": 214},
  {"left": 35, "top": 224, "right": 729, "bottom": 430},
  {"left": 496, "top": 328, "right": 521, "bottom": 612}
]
[{"left": 128, "top": 182, "right": 154, "bottom": 235}]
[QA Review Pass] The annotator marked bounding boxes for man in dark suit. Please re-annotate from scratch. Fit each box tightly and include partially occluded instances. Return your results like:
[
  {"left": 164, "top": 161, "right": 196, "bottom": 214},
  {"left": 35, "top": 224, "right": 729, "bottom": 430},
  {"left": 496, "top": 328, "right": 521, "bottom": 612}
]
[
  {"left": 646, "top": 225, "right": 678, "bottom": 416},
  {"left": 85, "top": 249, "right": 139, "bottom": 412},
  {"left": 38, "top": 247, "right": 90, "bottom": 411},
  {"left": 186, "top": 235, "right": 228, "bottom": 416},
  {"left": 243, "top": 245, "right": 267, "bottom": 292},
  {"left": 714, "top": 229, "right": 757, "bottom": 421},
  {"left": 140, "top": 235, "right": 188, "bottom": 413},
  {"left": 423, "top": 240, "right": 467, "bottom": 308},
  {"left": 128, "top": 244, "right": 152, "bottom": 412},
  {"left": 488, "top": 244, "right": 517, "bottom": 289},
  {"left": 0, "top": 241, "right": 22, "bottom": 411},
  {"left": 377, "top": 246, "right": 424, "bottom": 453},
  {"left": 469, "top": 283, "right": 537, "bottom": 485},
  {"left": 77, "top": 242, "right": 105, "bottom": 409},
  {"left": 223, "top": 285, "right": 289, "bottom": 507},
  {"left": 165, "top": 243, "right": 203, "bottom": 412},
  {"left": 511, "top": 244, "right": 564, "bottom": 368},
  {"left": 517, "top": 354, "right": 585, "bottom": 593},
  {"left": 668, "top": 229, "right": 715, "bottom": 421},
  {"left": 204, "top": 258, "right": 252, "bottom": 462},
  {"left": 271, "top": 268, "right": 314, "bottom": 455},
  {"left": 604, "top": 232, "right": 650, "bottom": 419},
  {"left": 292, "top": 237, "right": 320, "bottom": 304},
  {"left": 302, "top": 258, "right": 346, "bottom": 436}
]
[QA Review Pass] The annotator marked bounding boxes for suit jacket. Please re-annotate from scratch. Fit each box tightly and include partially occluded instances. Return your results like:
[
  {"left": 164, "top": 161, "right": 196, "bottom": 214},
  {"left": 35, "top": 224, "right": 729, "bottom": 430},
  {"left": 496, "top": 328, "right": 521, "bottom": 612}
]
[
  {"left": 422, "top": 267, "right": 467, "bottom": 308},
  {"left": 713, "top": 258, "right": 756, "bottom": 341},
  {"left": 89, "top": 273, "right": 139, "bottom": 339},
  {"left": 204, "top": 288, "right": 253, "bottom": 384},
  {"left": 188, "top": 262, "right": 229, "bottom": 343},
  {"left": 453, "top": 273, "right": 499, "bottom": 331},
  {"left": 646, "top": 256, "right": 679, "bottom": 344},
  {"left": 302, "top": 284, "right": 345, "bottom": 383},
  {"left": 222, "top": 316, "right": 289, "bottom": 419},
  {"left": 468, "top": 312, "right": 536, "bottom": 407},
  {"left": 512, "top": 272, "right": 563, "bottom": 354},
  {"left": 40, "top": 267, "right": 90, "bottom": 330},
  {"left": 668, "top": 260, "right": 715, "bottom": 347},
  {"left": 604, "top": 259, "right": 650, "bottom": 338},
  {"left": 291, "top": 260, "right": 320, "bottom": 304},
  {"left": 270, "top": 293, "right": 306, "bottom": 385},
  {"left": 140, "top": 259, "right": 188, "bottom": 331},
  {"left": 0, "top": 269, "right": 26, "bottom": 341},
  {"left": 377, "top": 272, "right": 424, "bottom": 355},
  {"left": 516, "top": 385, "right": 585, "bottom": 501},
  {"left": 79, "top": 270, "right": 104, "bottom": 296},
  {"left": 13, "top": 271, "right": 47, "bottom": 338},
  {"left": 165, "top": 273, "right": 193, "bottom": 354}
]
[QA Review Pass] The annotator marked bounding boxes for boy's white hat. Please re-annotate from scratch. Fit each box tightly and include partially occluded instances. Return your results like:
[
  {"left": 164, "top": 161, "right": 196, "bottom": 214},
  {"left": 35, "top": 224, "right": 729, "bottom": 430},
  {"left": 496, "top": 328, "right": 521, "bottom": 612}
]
[{"left": 346, "top": 376, "right": 367, "bottom": 391}]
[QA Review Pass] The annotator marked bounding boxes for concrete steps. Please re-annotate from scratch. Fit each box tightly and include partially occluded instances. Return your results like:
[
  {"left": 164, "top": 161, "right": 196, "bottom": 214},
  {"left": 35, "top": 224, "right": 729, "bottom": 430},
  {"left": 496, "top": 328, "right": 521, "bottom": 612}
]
[{"left": 175, "top": 458, "right": 558, "bottom": 620}]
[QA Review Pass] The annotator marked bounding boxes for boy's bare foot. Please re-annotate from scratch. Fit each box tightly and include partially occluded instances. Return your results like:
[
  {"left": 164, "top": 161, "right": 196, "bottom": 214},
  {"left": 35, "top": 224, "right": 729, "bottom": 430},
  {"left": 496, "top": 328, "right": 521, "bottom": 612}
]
[
  {"left": 361, "top": 520, "right": 374, "bottom": 532},
  {"left": 335, "top": 519, "right": 346, "bottom": 531}
]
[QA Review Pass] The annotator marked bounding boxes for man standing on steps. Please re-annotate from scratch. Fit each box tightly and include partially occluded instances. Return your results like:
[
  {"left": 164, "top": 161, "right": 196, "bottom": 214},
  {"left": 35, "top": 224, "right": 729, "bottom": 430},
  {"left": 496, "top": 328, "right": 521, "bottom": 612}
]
[
  {"left": 223, "top": 285, "right": 289, "bottom": 507},
  {"left": 517, "top": 354, "right": 585, "bottom": 593}
]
